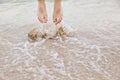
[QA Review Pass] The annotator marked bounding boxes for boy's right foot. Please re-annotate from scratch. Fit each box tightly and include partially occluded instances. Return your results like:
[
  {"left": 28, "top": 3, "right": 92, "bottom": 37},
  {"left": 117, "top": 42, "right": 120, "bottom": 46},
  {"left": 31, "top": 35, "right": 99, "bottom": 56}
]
[{"left": 38, "top": 0, "right": 48, "bottom": 23}]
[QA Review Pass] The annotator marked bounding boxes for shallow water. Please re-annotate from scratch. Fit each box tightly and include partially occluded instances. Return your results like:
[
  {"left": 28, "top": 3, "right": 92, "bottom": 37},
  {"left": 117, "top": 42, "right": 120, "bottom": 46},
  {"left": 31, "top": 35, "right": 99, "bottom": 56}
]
[{"left": 0, "top": 0, "right": 120, "bottom": 80}]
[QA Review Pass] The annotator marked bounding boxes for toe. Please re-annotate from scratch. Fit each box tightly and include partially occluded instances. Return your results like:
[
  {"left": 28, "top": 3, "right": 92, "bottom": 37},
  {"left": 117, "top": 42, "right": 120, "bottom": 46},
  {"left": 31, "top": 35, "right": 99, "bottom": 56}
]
[
  {"left": 55, "top": 17, "right": 62, "bottom": 25},
  {"left": 56, "top": 18, "right": 60, "bottom": 25},
  {"left": 41, "top": 17, "right": 45, "bottom": 23},
  {"left": 38, "top": 16, "right": 47, "bottom": 23},
  {"left": 38, "top": 17, "right": 43, "bottom": 23}
]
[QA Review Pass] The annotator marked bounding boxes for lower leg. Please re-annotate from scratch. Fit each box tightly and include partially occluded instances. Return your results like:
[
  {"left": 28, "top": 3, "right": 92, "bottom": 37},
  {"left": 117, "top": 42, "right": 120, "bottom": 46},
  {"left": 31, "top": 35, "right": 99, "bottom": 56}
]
[
  {"left": 37, "top": 0, "right": 48, "bottom": 23},
  {"left": 53, "top": 0, "right": 63, "bottom": 25}
]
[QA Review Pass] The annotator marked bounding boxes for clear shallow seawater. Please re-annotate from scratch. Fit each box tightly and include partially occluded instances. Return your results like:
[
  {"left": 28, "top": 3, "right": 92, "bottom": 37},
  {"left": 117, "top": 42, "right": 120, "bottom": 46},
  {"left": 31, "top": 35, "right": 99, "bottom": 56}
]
[{"left": 0, "top": 0, "right": 120, "bottom": 80}]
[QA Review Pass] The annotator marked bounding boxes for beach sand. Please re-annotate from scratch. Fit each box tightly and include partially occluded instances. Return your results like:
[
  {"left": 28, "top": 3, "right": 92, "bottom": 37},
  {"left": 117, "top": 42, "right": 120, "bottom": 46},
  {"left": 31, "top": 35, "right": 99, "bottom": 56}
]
[{"left": 0, "top": 0, "right": 120, "bottom": 80}]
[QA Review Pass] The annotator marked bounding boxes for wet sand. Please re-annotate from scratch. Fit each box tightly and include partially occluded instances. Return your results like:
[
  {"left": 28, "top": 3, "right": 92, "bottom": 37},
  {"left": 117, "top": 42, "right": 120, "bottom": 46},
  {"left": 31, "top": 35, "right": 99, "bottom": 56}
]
[{"left": 0, "top": 0, "right": 120, "bottom": 80}]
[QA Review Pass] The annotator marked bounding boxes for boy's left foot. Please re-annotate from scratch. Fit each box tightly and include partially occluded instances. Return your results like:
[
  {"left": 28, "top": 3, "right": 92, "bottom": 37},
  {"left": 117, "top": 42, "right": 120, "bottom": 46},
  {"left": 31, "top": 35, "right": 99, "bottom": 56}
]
[{"left": 53, "top": 0, "right": 63, "bottom": 25}]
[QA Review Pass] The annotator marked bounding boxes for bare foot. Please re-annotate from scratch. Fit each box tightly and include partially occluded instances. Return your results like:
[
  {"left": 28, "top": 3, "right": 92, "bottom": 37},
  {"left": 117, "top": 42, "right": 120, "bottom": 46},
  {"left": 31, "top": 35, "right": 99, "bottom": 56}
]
[
  {"left": 38, "top": 0, "right": 48, "bottom": 23},
  {"left": 53, "top": 0, "right": 63, "bottom": 25}
]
